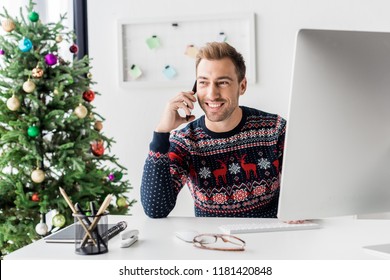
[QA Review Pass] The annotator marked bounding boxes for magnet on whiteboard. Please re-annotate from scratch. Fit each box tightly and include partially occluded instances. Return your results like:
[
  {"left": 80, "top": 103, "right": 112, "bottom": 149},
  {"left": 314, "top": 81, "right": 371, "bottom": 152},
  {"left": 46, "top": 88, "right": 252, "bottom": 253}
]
[{"left": 217, "top": 32, "right": 227, "bottom": 42}]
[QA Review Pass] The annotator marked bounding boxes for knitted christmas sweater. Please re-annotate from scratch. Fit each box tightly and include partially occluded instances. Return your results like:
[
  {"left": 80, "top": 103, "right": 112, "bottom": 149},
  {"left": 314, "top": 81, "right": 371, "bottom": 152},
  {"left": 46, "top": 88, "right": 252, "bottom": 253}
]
[{"left": 141, "top": 106, "right": 286, "bottom": 218}]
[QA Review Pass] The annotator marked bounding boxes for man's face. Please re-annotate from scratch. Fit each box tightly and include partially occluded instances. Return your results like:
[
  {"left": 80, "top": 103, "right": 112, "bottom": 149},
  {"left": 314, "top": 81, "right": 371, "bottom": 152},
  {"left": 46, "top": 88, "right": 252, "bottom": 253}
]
[{"left": 196, "top": 58, "right": 247, "bottom": 126}]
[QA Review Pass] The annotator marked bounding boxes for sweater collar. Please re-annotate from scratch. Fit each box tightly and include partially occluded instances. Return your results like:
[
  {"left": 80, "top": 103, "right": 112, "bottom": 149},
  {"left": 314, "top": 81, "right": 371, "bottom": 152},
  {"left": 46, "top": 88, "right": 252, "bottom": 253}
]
[{"left": 200, "top": 106, "right": 247, "bottom": 139}]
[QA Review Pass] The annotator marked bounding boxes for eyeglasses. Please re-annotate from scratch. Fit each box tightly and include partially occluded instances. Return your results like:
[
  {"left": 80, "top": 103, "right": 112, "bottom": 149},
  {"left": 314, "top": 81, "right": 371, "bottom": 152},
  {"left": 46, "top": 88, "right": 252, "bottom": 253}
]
[{"left": 192, "top": 234, "right": 246, "bottom": 251}]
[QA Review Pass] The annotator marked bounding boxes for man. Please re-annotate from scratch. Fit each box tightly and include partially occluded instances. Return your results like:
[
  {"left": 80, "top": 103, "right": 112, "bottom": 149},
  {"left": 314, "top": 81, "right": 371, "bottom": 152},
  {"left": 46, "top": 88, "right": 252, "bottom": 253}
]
[{"left": 141, "top": 42, "right": 286, "bottom": 218}]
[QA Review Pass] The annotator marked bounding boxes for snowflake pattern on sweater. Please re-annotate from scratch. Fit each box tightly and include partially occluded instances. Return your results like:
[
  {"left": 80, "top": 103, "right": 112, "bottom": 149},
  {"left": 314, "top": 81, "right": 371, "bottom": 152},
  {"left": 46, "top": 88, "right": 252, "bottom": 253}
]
[{"left": 141, "top": 106, "right": 286, "bottom": 218}]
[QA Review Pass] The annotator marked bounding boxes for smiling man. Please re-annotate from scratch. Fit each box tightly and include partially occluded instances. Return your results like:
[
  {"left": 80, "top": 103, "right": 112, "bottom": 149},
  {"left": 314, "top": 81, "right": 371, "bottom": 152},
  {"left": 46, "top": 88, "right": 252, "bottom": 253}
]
[{"left": 141, "top": 42, "right": 286, "bottom": 218}]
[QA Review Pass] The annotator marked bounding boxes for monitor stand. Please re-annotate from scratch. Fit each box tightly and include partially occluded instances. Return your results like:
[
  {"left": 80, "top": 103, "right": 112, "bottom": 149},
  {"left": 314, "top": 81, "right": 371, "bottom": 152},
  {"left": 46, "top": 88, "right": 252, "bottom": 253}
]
[
  {"left": 357, "top": 213, "right": 390, "bottom": 258},
  {"left": 363, "top": 244, "right": 390, "bottom": 259}
]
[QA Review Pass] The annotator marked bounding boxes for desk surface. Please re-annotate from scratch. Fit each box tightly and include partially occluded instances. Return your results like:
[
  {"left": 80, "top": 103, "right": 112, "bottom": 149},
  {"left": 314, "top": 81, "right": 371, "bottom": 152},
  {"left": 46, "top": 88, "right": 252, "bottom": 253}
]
[{"left": 4, "top": 216, "right": 390, "bottom": 260}]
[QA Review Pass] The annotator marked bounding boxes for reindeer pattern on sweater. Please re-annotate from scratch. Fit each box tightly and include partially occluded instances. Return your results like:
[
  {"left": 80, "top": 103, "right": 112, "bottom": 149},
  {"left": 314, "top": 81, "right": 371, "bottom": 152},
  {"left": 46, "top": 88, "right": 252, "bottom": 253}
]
[{"left": 141, "top": 106, "right": 286, "bottom": 218}]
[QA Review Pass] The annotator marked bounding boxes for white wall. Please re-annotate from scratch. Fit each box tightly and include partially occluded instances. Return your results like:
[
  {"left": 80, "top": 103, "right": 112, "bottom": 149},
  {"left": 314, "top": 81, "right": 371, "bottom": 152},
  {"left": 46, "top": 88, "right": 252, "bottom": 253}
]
[
  {"left": 1, "top": 0, "right": 73, "bottom": 60},
  {"left": 87, "top": 0, "right": 390, "bottom": 217},
  {"left": 1, "top": 0, "right": 73, "bottom": 27}
]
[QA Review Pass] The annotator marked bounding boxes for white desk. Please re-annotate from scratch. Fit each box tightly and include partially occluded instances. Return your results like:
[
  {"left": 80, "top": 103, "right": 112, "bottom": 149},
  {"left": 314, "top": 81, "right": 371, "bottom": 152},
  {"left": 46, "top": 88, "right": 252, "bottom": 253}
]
[{"left": 4, "top": 216, "right": 390, "bottom": 260}]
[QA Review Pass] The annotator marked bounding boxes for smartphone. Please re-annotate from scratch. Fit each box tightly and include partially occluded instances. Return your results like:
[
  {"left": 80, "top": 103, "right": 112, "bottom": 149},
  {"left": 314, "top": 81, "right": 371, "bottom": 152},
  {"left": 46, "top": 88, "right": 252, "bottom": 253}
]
[
  {"left": 186, "top": 80, "right": 197, "bottom": 121},
  {"left": 192, "top": 80, "right": 197, "bottom": 94}
]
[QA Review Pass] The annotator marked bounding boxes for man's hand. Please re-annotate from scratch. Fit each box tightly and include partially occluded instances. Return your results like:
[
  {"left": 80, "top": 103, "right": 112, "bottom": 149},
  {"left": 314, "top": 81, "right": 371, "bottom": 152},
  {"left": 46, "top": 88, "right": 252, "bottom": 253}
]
[{"left": 155, "top": 90, "right": 197, "bottom": 133}]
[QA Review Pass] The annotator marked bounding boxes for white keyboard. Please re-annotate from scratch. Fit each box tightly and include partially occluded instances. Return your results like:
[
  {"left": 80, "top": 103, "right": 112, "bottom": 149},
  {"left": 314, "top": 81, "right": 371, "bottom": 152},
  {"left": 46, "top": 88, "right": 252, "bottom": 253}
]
[{"left": 219, "top": 219, "right": 320, "bottom": 234}]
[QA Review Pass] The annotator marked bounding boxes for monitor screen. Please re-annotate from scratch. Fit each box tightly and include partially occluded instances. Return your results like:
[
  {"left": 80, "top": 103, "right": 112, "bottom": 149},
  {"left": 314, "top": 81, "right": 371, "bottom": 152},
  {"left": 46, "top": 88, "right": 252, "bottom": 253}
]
[{"left": 278, "top": 29, "right": 390, "bottom": 221}]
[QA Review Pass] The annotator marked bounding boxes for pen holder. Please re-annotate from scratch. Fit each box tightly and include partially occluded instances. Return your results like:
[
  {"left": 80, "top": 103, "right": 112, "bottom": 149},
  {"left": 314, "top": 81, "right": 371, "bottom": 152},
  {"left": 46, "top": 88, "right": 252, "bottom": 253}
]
[{"left": 73, "top": 212, "right": 109, "bottom": 255}]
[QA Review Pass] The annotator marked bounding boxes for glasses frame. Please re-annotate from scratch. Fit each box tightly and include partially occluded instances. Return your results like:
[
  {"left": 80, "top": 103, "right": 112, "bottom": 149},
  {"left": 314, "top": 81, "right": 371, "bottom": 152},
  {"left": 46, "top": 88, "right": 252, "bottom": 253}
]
[{"left": 192, "top": 233, "right": 246, "bottom": 251}]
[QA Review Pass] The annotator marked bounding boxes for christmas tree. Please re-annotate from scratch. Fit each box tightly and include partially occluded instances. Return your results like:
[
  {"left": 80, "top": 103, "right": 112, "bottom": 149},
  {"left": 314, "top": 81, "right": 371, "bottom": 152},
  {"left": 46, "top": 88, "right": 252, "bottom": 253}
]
[{"left": 0, "top": 1, "right": 135, "bottom": 256}]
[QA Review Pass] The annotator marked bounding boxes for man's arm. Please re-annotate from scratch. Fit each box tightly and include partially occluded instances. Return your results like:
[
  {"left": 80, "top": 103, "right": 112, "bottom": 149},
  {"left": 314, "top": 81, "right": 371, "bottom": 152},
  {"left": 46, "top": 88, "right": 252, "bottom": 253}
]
[
  {"left": 141, "top": 89, "right": 196, "bottom": 218},
  {"left": 141, "top": 132, "right": 190, "bottom": 218}
]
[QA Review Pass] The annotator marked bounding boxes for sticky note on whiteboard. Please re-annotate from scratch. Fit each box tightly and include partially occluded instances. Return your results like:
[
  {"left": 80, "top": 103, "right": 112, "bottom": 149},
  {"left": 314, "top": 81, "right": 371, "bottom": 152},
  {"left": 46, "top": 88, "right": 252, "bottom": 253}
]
[
  {"left": 184, "top": 45, "right": 199, "bottom": 58},
  {"left": 146, "top": 35, "right": 160, "bottom": 49},
  {"left": 162, "top": 65, "right": 177, "bottom": 79},
  {"left": 129, "top": 64, "right": 142, "bottom": 80}
]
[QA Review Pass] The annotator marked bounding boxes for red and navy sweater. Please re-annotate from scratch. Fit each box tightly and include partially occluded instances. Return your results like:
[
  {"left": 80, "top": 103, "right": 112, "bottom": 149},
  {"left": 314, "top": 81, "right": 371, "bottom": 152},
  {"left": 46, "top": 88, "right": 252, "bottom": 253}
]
[{"left": 141, "top": 106, "right": 286, "bottom": 218}]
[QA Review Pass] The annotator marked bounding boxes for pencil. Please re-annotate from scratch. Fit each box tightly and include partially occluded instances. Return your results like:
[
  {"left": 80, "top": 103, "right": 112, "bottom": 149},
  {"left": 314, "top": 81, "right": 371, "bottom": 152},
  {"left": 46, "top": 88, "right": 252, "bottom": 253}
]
[
  {"left": 59, "top": 187, "right": 97, "bottom": 246},
  {"left": 80, "top": 194, "right": 112, "bottom": 246}
]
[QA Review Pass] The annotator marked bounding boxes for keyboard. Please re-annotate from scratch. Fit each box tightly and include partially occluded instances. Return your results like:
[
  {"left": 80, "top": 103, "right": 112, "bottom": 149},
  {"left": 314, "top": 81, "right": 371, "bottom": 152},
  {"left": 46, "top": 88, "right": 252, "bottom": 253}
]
[{"left": 219, "top": 219, "right": 320, "bottom": 234}]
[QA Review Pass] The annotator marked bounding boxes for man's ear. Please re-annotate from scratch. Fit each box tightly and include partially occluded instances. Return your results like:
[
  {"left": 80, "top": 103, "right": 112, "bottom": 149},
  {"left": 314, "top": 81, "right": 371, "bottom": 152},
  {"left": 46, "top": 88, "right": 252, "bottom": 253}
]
[{"left": 239, "top": 77, "right": 247, "bottom": 95}]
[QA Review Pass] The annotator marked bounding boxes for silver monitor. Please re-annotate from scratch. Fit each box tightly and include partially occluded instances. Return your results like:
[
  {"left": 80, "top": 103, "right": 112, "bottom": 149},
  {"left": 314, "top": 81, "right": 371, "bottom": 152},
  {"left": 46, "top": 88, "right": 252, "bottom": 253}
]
[{"left": 278, "top": 29, "right": 390, "bottom": 221}]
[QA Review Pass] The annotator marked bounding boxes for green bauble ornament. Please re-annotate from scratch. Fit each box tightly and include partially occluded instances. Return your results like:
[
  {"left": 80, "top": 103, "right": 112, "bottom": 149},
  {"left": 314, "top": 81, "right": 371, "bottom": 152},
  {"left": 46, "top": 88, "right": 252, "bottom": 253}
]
[
  {"left": 116, "top": 197, "right": 128, "bottom": 208},
  {"left": 27, "top": 126, "right": 40, "bottom": 137},
  {"left": 29, "top": 11, "right": 39, "bottom": 22},
  {"left": 113, "top": 171, "right": 123, "bottom": 182},
  {"left": 52, "top": 214, "right": 66, "bottom": 228}
]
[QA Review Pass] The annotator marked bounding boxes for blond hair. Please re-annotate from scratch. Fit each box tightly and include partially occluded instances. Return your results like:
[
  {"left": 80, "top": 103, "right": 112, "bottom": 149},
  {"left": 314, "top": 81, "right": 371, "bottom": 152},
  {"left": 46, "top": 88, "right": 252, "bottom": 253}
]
[{"left": 196, "top": 42, "right": 246, "bottom": 82}]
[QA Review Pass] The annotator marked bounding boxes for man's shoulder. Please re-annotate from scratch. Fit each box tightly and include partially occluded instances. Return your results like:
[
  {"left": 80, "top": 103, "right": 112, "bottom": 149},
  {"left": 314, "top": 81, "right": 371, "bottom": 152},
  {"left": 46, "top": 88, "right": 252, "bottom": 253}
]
[
  {"left": 242, "top": 106, "right": 286, "bottom": 134},
  {"left": 171, "top": 117, "right": 204, "bottom": 139},
  {"left": 242, "top": 106, "right": 285, "bottom": 123}
]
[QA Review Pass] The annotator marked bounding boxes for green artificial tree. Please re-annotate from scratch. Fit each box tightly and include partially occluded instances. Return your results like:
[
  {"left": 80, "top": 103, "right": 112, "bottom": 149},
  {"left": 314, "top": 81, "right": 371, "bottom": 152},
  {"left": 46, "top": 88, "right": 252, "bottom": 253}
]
[{"left": 0, "top": 1, "right": 135, "bottom": 256}]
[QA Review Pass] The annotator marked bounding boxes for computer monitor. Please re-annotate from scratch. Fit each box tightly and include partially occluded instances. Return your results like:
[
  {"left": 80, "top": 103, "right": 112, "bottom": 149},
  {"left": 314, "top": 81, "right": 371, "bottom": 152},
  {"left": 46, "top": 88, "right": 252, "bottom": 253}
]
[{"left": 278, "top": 29, "right": 390, "bottom": 221}]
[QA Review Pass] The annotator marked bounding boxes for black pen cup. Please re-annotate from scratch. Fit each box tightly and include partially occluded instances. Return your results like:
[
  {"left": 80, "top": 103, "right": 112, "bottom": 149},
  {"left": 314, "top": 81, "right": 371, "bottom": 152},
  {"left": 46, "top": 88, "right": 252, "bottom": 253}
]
[{"left": 73, "top": 212, "right": 109, "bottom": 255}]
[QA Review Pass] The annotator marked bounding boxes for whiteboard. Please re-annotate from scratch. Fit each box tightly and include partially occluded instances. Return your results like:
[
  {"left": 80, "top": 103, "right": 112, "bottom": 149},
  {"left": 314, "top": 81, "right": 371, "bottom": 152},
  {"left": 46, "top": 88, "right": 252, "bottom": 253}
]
[{"left": 118, "top": 13, "right": 256, "bottom": 88}]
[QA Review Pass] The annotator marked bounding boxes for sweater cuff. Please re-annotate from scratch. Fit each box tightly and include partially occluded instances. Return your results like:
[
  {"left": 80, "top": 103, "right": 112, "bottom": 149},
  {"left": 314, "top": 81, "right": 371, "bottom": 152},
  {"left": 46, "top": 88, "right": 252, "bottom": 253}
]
[{"left": 149, "top": 131, "right": 171, "bottom": 153}]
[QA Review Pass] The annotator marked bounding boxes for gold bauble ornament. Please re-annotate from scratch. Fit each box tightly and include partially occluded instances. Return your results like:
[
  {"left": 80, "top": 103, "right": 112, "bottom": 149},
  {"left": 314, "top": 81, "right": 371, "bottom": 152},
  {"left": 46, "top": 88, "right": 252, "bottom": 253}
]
[
  {"left": 87, "top": 72, "right": 93, "bottom": 79},
  {"left": 55, "top": 35, "right": 63, "bottom": 43},
  {"left": 74, "top": 104, "right": 88, "bottom": 119},
  {"left": 32, "top": 66, "right": 44, "bottom": 78},
  {"left": 23, "top": 79, "right": 36, "bottom": 93},
  {"left": 6, "top": 95, "right": 21, "bottom": 111},
  {"left": 2, "top": 18, "right": 15, "bottom": 32},
  {"left": 31, "top": 168, "right": 45, "bottom": 183},
  {"left": 94, "top": 120, "right": 103, "bottom": 131}
]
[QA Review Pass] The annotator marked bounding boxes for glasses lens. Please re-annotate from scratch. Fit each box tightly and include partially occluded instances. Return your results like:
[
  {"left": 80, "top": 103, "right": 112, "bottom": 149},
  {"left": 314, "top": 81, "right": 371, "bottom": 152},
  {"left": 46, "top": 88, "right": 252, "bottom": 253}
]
[
  {"left": 193, "top": 234, "right": 245, "bottom": 251},
  {"left": 193, "top": 234, "right": 216, "bottom": 244}
]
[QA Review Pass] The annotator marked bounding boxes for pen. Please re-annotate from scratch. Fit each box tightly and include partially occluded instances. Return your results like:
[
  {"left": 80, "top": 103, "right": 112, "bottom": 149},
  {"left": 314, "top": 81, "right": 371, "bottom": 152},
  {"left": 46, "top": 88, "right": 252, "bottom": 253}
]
[
  {"left": 75, "top": 203, "right": 107, "bottom": 249},
  {"left": 89, "top": 201, "right": 102, "bottom": 248},
  {"left": 81, "top": 194, "right": 112, "bottom": 246},
  {"left": 101, "top": 221, "right": 127, "bottom": 240},
  {"left": 90, "top": 201, "right": 96, "bottom": 216}
]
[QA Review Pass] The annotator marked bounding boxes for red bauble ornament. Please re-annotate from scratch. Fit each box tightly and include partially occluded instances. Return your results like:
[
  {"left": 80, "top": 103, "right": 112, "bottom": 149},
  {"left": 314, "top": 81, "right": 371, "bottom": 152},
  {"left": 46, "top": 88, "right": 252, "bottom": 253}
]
[
  {"left": 32, "top": 193, "right": 39, "bottom": 201},
  {"left": 69, "top": 44, "right": 79, "bottom": 54},
  {"left": 91, "top": 140, "right": 104, "bottom": 157},
  {"left": 83, "top": 89, "right": 95, "bottom": 102},
  {"left": 32, "top": 66, "right": 44, "bottom": 78}
]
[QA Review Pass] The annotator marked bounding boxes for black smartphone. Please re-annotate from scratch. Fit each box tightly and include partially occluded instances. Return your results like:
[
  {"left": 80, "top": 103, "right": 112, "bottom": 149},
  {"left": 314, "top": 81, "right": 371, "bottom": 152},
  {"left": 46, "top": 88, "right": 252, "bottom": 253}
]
[
  {"left": 192, "top": 80, "right": 197, "bottom": 94},
  {"left": 186, "top": 81, "right": 197, "bottom": 121}
]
